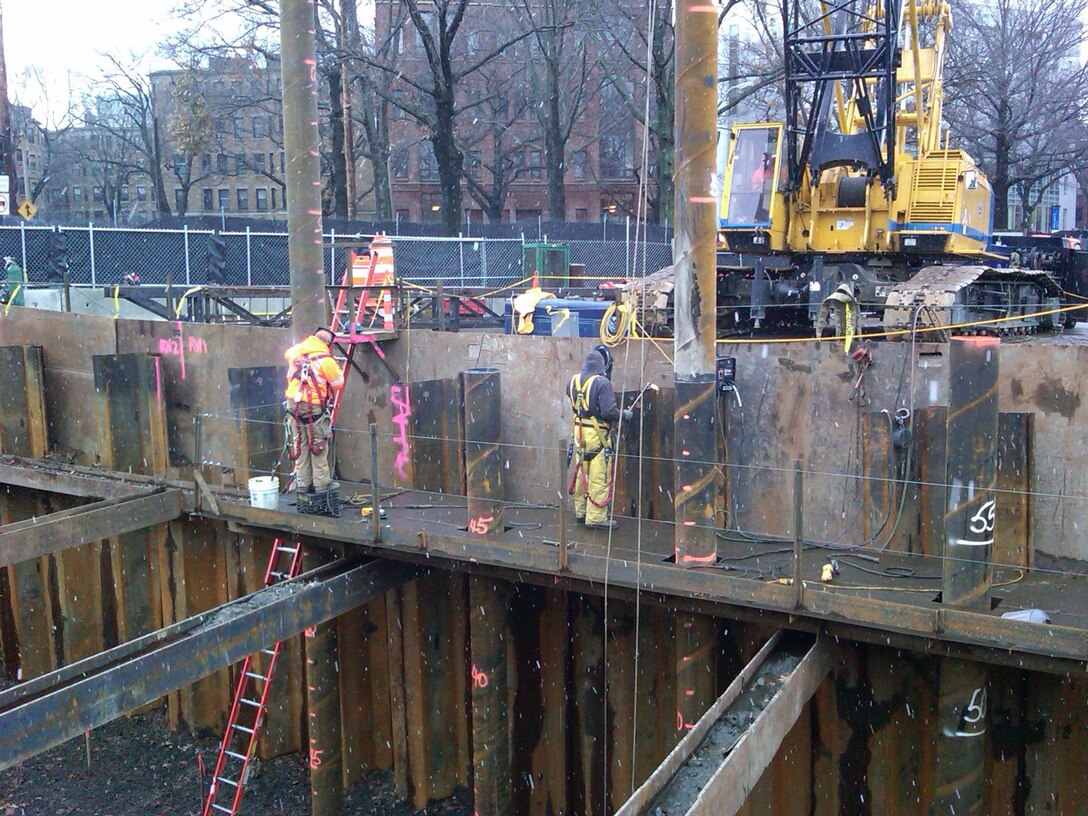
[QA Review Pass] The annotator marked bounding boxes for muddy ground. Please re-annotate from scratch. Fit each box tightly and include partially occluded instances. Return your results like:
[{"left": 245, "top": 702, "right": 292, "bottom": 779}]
[{"left": 0, "top": 708, "right": 471, "bottom": 816}]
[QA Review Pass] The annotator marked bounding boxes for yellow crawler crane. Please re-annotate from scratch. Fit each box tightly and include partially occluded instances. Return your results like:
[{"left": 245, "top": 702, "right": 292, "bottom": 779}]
[{"left": 713, "top": 0, "right": 1065, "bottom": 336}]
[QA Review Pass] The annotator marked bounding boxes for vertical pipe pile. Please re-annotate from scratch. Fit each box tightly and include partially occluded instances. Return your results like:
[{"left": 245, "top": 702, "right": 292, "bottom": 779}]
[
  {"left": 281, "top": 0, "right": 327, "bottom": 336},
  {"left": 461, "top": 368, "right": 504, "bottom": 535},
  {"left": 932, "top": 336, "right": 998, "bottom": 816},
  {"left": 674, "top": 377, "right": 719, "bottom": 564},
  {"left": 304, "top": 546, "right": 344, "bottom": 816},
  {"left": 673, "top": 0, "right": 719, "bottom": 564},
  {"left": 469, "top": 577, "right": 512, "bottom": 815}
]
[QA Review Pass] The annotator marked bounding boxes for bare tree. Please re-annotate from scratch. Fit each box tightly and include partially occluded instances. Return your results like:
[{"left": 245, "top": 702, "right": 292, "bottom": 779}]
[
  {"left": 521, "top": 0, "right": 598, "bottom": 220},
  {"left": 363, "top": 0, "right": 536, "bottom": 235},
  {"left": 84, "top": 54, "right": 175, "bottom": 217},
  {"left": 11, "top": 67, "right": 76, "bottom": 205},
  {"left": 945, "top": 0, "right": 1088, "bottom": 231},
  {"left": 458, "top": 64, "right": 538, "bottom": 221}
]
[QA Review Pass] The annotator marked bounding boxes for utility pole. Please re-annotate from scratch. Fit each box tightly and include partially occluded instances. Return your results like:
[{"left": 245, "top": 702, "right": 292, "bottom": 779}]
[
  {"left": 282, "top": 0, "right": 328, "bottom": 339},
  {"left": 673, "top": 0, "right": 720, "bottom": 565}
]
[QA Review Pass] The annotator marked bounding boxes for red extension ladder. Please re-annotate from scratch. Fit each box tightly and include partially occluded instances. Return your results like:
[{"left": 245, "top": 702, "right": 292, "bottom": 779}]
[{"left": 201, "top": 538, "right": 305, "bottom": 816}]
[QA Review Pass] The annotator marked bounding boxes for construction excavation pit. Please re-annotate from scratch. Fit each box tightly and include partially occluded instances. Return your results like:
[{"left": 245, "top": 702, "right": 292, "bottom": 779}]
[{"left": 3, "top": 0, "right": 1088, "bottom": 813}]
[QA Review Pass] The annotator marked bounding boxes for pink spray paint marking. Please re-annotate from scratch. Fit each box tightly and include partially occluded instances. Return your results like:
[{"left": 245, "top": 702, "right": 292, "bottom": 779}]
[
  {"left": 157, "top": 327, "right": 208, "bottom": 382},
  {"left": 470, "top": 665, "right": 490, "bottom": 689},
  {"left": 390, "top": 384, "right": 412, "bottom": 481}
]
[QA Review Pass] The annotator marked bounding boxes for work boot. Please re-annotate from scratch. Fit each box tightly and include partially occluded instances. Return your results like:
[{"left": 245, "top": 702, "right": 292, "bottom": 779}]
[
  {"left": 585, "top": 519, "right": 618, "bottom": 530},
  {"left": 316, "top": 481, "right": 340, "bottom": 492},
  {"left": 575, "top": 514, "right": 586, "bottom": 524}
]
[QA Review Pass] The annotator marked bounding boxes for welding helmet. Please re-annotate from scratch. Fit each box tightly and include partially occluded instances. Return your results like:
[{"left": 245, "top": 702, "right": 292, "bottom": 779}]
[
  {"left": 314, "top": 326, "right": 338, "bottom": 344},
  {"left": 594, "top": 344, "right": 613, "bottom": 379}
]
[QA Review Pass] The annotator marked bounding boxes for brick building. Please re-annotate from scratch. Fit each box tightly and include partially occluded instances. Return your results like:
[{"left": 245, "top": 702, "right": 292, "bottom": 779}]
[{"left": 375, "top": 0, "right": 644, "bottom": 225}]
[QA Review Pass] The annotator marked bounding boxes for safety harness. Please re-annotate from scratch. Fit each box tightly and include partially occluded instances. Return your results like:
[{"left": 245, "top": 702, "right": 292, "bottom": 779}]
[
  {"left": 567, "top": 373, "right": 615, "bottom": 508},
  {"left": 286, "top": 350, "right": 334, "bottom": 460}
]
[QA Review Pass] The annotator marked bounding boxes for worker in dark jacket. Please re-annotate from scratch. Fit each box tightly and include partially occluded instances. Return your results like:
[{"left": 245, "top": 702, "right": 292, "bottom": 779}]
[{"left": 567, "top": 345, "right": 632, "bottom": 529}]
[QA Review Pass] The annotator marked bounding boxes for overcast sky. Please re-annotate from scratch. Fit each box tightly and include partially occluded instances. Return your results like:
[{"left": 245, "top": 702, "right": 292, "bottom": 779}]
[{"left": 4, "top": 0, "right": 178, "bottom": 118}]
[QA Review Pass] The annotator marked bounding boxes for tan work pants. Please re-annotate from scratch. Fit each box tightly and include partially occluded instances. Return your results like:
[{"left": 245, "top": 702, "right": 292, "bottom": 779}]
[{"left": 288, "top": 402, "right": 333, "bottom": 491}]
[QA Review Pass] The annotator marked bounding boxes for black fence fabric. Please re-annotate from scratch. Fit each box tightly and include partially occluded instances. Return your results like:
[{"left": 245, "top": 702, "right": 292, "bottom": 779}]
[{"left": 0, "top": 225, "right": 673, "bottom": 288}]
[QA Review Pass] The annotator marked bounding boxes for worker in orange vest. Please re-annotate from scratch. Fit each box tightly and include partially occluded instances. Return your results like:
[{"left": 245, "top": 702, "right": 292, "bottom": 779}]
[{"left": 284, "top": 328, "right": 345, "bottom": 504}]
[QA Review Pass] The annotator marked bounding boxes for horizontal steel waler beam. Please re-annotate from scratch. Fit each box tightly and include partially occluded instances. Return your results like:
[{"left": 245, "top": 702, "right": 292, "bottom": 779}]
[
  {"left": 215, "top": 502, "right": 1088, "bottom": 677},
  {"left": 0, "top": 489, "right": 183, "bottom": 567},
  {"left": 0, "top": 557, "right": 417, "bottom": 770}
]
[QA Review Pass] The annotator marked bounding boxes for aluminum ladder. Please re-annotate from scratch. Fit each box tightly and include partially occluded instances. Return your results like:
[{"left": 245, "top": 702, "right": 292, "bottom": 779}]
[{"left": 201, "top": 538, "right": 304, "bottom": 816}]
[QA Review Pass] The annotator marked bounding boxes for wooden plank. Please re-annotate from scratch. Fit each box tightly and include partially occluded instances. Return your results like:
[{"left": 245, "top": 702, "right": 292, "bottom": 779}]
[
  {"left": 995, "top": 412, "right": 1033, "bottom": 569},
  {"left": 0, "top": 490, "right": 182, "bottom": 567},
  {"left": 0, "top": 461, "right": 149, "bottom": 500}
]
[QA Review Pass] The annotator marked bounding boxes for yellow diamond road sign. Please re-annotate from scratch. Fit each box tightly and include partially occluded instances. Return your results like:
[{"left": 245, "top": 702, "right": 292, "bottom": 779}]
[{"left": 17, "top": 199, "right": 35, "bottom": 220}]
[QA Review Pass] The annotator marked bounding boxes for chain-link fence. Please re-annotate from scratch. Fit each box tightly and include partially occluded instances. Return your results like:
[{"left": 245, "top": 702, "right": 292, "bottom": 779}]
[{"left": 0, "top": 223, "right": 673, "bottom": 289}]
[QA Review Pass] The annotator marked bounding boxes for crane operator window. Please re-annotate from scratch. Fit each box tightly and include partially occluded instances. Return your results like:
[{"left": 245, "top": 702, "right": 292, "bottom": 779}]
[{"left": 726, "top": 127, "right": 780, "bottom": 226}]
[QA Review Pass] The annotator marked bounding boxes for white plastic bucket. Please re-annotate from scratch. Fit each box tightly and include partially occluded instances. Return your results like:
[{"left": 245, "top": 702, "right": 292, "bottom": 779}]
[{"left": 248, "top": 476, "right": 280, "bottom": 509}]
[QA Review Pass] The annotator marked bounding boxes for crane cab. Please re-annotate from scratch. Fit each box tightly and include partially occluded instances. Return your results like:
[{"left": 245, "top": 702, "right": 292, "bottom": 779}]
[{"left": 719, "top": 123, "right": 788, "bottom": 252}]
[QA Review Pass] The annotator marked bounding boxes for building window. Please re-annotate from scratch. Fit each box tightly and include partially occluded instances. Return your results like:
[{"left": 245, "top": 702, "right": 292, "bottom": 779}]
[
  {"left": 137, "top": 186, "right": 147, "bottom": 202},
  {"left": 217, "top": 153, "right": 228, "bottom": 173},
  {"left": 419, "top": 145, "right": 438, "bottom": 181},
  {"left": 396, "top": 208, "right": 410, "bottom": 221},
  {"left": 575, "top": 208, "right": 588, "bottom": 222},
  {"left": 201, "top": 153, "right": 212, "bottom": 174},
  {"left": 280, "top": 152, "right": 286, "bottom": 173},
  {"left": 215, "top": 118, "right": 227, "bottom": 135},
  {"left": 467, "top": 150, "right": 481, "bottom": 179},
  {"left": 202, "top": 188, "right": 213, "bottom": 211},
  {"left": 255, "top": 188, "right": 268, "bottom": 210},
  {"left": 175, "top": 189, "right": 186, "bottom": 210},
  {"left": 120, "top": 187, "right": 130, "bottom": 202},
  {"left": 599, "top": 134, "right": 631, "bottom": 179},
  {"left": 252, "top": 117, "right": 266, "bottom": 138},
  {"left": 392, "top": 151, "right": 408, "bottom": 179},
  {"left": 516, "top": 208, "right": 542, "bottom": 221},
  {"left": 218, "top": 188, "right": 229, "bottom": 211},
  {"left": 271, "top": 188, "right": 278, "bottom": 209},
  {"left": 237, "top": 188, "right": 249, "bottom": 210},
  {"left": 233, "top": 118, "right": 244, "bottom": 138},
  {"left": 254, "top": 153, "right": 266, "bottom": 172},
  {"left": 572, "top": 151, "right": 588, "bottom": 181},
  {"left": 73, "top": 186, "right": 82, "bottom": 203},
  {"left": 173, "top": 154, "right": 186, "bottom": 174},
  {"left": 28, "top": 155, "right": 37, "bottom": 171},
  {"left": 529, "top": 150, "right": 542, "bottom": 181}
]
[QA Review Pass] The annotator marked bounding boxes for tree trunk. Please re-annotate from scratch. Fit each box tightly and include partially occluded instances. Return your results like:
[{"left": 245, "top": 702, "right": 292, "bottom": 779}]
[
  {"left": 152, "top": 115, "right": 172, "bottom": 217},
  {"left": 328, "top": 69, "right": 349, "bottom": 219},
  {"left": 652, "top": 9, "right": 674, "bottom": 227},
  {"left": 991, "top": 130, "right": 1010, "bottom": 230},
  {"left": 545, "top": 64, "right": 566, "bottom": 219},
  {"left": 433, "top": 88, "right": 464, "bottom": 236}
]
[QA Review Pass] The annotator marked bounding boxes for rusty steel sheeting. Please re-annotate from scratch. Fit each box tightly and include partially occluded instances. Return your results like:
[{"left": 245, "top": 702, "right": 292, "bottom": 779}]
[
  {"left": 0, "top": 346, "right": 47, "bottom": 458},
  {"left": 462, "top": 368, "right": 503, "bottom": 535},
  {"left": 228, "top": 366, "right": 283, "bottom": 480},
  {"left": 675, "top": 377, "right": 719, "bottom": 564},
  {"left": 672, "top": 0, "right": 718, "bottom": 378},
  {"left": 0, "top": 558, "right": 416, "bottom": 770},
  {"left": 280, "top": 0, "right": 327, "bottom": 335},
  {"left": 408, "top": 378, "right": 465, "bottom": 494},
  {"left": 943, "top": 337, "right": 999, "bottom": 607}
]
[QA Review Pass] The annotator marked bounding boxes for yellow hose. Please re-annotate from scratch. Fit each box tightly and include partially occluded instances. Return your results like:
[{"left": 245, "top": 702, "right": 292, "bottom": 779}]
[{"left": 599, "top": 302, "right": 632, "bottom": 347}]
